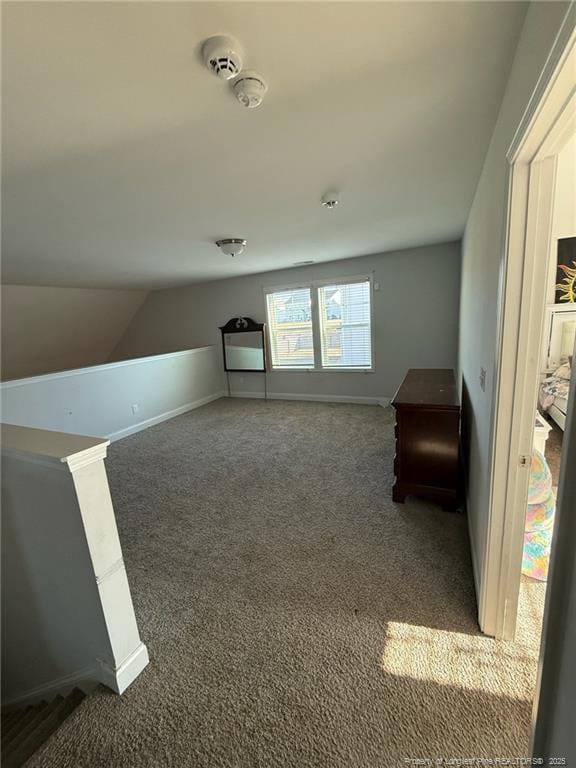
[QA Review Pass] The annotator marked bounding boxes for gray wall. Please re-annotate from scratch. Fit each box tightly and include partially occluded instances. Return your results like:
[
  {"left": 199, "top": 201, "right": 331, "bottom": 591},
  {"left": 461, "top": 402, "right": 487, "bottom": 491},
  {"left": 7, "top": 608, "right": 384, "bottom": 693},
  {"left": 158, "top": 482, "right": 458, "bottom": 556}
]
[
  {"left": 1, "top": 285, "right": 147, "bottom": 380},
  {"left": 112, "top": 242, "right": 461, "bottom": 402},
  {"left": 1, "top": 453, "right": 114, "bottom": 703},
  {"left": 458, "top": 2, "right": 570, "bottom": 600}
]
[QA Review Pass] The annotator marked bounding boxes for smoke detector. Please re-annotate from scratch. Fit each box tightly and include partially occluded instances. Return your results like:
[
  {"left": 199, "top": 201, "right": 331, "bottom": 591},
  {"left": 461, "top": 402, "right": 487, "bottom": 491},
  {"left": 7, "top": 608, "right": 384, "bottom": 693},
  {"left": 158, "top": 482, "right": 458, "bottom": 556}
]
[
  {"left": 321, "top": 191, "right": 340, "bottom": 209},
  {"left": 215, "top": 238, "right": 246, "bottom": 257},
  {"left": 203, "top": 36, "right": 244, "bottom": 80},
  {"left": 232, "top": 71, "right": 268, "bottom": 109}
]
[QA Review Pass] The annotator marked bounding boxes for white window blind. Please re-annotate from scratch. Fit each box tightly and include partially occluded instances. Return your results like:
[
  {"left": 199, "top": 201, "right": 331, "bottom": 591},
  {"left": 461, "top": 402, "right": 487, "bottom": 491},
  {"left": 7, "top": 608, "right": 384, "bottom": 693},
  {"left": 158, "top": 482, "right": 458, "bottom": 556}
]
[
  {"left": 318, "top": 280, "right": 372, "bottom": 369},
  {"left": 266, "top": 288, "right": 314, "bottom": 368}
]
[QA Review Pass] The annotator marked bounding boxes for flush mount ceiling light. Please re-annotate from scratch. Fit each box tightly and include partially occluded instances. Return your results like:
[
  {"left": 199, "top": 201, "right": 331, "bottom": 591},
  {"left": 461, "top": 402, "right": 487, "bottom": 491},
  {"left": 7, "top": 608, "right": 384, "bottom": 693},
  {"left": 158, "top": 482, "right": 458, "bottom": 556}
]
[
  {"left": 215, "top": 238, "right": 247, "bottom": 257},
  {"left": 321, "top": 191, "right": 340, "bottom": 209},
  {"left": 203, "top": 35, "right": 244, "bottom": 80}
]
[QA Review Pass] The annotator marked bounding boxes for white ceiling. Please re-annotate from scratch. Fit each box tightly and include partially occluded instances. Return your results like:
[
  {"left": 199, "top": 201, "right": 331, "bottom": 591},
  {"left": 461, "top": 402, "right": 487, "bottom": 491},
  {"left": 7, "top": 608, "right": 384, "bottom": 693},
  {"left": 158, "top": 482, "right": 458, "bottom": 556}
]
[{"left": 2, "top": 1, "right": 527, "bottom": 289}]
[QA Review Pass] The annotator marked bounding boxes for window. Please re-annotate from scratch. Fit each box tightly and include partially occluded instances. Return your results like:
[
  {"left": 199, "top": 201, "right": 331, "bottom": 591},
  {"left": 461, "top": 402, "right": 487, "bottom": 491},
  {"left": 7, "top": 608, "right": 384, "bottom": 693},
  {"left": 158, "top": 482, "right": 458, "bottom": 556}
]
[
  {"left": 318, "top": 281, "right": 372, "bottom": 368},
  {"left": 266, "top": 287, "right": 314, "bottom": 368},
  {"left": 265, "top": 277, "right": 373, "bottom": 371}
]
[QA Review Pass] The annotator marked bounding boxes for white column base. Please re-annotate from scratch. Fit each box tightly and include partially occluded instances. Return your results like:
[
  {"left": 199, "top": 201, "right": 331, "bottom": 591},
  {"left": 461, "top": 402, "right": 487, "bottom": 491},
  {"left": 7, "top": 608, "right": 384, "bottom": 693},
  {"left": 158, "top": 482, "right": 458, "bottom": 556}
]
[{"left": 98, "top": 642, "right": 149, "bottom": 695}]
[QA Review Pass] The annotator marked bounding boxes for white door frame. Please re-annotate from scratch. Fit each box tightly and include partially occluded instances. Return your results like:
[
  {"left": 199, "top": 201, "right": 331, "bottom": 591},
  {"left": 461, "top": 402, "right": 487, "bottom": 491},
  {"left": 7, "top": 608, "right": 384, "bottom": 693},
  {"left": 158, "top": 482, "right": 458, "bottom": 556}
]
[{"left": 482, "top": 11, "right": 576, "bottom": 641}]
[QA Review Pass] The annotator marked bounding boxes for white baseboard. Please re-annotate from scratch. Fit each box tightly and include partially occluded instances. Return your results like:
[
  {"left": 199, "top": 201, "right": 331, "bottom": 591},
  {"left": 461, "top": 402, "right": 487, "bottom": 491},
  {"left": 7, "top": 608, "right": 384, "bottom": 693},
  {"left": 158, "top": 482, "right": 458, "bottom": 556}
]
[
  {"left": 2, "top": 645, "right": 149, "bottom": 710},
  {"left": 2, "top": 666, "right": 98, "bottom": 711},
  {"left": 108, "top": 392, "right": 226, "bottom": 442},
  {"left": 467, "top": 513, "right": 483, "bottom": 624},
  {"left": 229, "top": 391, "right": 390, "bottom": 407},
  {"left": 98, "top": 642, "right": 149, "bottom": 694}
]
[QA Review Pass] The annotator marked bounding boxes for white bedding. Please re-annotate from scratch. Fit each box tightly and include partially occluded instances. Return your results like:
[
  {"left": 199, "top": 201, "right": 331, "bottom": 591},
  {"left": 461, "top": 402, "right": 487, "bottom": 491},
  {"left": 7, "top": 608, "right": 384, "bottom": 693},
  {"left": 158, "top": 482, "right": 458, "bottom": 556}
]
[{"left": 539, "top": 375, "right": 570, "bottom": 411}]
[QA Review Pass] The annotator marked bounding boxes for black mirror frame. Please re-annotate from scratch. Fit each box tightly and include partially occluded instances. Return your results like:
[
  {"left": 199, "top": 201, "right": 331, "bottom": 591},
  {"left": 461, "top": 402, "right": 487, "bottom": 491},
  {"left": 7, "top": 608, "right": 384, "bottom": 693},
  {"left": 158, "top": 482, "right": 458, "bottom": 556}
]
[{"left": 219, "top": 317, "right": 267, "bottom": 373}]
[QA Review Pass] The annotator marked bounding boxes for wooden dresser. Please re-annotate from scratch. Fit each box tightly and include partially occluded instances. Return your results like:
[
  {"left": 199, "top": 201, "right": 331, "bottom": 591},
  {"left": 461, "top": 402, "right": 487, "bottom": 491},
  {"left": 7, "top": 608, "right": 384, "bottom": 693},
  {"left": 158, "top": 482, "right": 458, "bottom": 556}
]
[{"left": 391, "top": 369, "right": 460, "bottom": 511}]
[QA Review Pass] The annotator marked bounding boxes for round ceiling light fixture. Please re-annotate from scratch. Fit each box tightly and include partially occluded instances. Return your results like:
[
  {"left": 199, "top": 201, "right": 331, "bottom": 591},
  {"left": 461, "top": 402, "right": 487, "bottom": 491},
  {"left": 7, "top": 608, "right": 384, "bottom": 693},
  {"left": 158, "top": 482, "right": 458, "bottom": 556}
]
[
  {"left": 215, "top": 238, "right": 247, "bottom": 257},
  {"left": 203, "top": 35, "right": 244, "bottom": 80},
  {"left": 232, "top": 71, "right": 268, "bottom": 109},
  {"left": 321, "top": 191, "right": 340, "bottom": 209}
]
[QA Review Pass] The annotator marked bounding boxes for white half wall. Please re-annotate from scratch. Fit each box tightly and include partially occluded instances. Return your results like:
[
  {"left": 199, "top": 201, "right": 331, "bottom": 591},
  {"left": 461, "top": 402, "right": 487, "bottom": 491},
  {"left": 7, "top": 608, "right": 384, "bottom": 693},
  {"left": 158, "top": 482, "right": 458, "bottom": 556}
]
[
  {"left": 1, "top": 425, "right": 148, "bottom": 706},
  {"left": 112, "top": 242, "right": 461, "bottom": 403},
  {"left": 1, "top": 284, "right": 148, "bottom": 380},
  {"left": 1, "top": 346, "right": 225, "bottom": 441},
  {"left": 458, "top": 1, "right": 571, "bottom": 629}
]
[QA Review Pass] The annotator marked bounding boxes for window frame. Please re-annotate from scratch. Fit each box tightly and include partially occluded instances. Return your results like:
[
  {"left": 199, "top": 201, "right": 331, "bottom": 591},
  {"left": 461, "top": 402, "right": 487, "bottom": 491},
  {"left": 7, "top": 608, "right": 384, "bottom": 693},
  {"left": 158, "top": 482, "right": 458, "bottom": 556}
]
[{"left": 263, "top": 274, "right": 375, "bottom": 373}]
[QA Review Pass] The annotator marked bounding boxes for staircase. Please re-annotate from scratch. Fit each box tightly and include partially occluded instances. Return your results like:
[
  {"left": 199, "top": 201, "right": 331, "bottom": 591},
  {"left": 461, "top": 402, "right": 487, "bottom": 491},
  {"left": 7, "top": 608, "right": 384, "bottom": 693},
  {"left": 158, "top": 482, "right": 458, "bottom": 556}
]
[{"left": 1, "top": 688, "right": 85, "bottom": 768}]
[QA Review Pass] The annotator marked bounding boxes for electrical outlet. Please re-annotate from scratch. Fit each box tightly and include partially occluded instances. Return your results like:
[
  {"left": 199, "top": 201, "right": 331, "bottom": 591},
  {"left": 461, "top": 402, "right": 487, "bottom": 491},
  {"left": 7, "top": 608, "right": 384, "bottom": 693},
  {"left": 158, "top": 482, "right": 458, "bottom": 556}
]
[
  {"left": 132, "top": 403, "right": 140, "bottom": 414},
  {"left": 479, "top": 367, "right": 487, "bottom": 392}
]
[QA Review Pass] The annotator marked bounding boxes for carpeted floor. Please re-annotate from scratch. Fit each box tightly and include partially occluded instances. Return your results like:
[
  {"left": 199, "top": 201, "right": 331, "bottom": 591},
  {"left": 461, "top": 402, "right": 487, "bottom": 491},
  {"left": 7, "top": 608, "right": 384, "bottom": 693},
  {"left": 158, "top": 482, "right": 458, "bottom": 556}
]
[{"left": 27, "top": 399, "right": 544, "bottom": 767}]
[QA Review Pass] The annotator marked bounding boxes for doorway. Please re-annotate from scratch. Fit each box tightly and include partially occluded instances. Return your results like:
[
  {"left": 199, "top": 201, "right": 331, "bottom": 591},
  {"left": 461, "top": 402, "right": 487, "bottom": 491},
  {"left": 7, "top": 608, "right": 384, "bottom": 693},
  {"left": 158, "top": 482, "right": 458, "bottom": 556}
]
[{"left": 486, "top": 26, "right": 575, "bottom": 642}]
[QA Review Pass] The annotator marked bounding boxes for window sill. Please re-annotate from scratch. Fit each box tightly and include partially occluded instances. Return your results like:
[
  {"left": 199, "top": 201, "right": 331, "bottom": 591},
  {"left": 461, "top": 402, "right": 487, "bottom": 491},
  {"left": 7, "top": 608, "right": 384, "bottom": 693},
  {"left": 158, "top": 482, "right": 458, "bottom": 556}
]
[{"left": 271, "top": 367, "right": 375, "bottom": 374}]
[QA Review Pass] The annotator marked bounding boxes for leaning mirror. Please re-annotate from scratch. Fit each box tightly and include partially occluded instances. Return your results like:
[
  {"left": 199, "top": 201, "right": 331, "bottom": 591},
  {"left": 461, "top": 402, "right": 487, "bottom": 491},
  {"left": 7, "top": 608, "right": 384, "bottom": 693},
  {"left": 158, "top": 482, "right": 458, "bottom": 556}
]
[{"left": 220, "top": 317, "right": 266, "bottom": 372}]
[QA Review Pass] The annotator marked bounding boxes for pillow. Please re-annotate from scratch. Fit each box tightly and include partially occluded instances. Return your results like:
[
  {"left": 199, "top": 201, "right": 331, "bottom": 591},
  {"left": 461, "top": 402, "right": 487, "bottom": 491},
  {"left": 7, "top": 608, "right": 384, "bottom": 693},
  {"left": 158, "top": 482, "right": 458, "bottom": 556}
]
[{"left": 553, "top": 363, "right": 571, "bottom": 380}]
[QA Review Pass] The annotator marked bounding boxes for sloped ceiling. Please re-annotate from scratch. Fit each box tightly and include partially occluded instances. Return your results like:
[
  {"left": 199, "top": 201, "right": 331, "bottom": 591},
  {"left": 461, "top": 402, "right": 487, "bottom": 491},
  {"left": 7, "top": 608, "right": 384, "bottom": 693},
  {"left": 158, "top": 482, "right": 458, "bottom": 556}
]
[
  {"left": 1, "top": 286, "right": 147, "bottom": 380},
  {"left": 1, "top": 1, "right": 527, "bottom": 289}
]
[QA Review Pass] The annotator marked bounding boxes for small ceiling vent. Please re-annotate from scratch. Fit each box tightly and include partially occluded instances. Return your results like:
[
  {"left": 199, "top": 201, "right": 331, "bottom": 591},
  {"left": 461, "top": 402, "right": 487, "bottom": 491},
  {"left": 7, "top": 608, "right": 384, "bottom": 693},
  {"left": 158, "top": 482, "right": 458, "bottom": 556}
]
[{"left": 203, "top": 36, "right": 243, "bottom": 80}]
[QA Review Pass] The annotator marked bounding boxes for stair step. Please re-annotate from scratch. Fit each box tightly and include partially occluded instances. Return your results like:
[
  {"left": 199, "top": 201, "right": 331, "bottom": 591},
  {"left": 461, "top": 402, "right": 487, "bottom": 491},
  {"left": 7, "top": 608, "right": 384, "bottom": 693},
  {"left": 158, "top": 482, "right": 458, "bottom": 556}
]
[
  {"left": 2, "top": 690, "right": 85, "bottom": 768},
  {"left": 2, "top": 710, "right": 25, "bottom": 734},
  {"left": 2, "top": 701, "right": 57, "bottom": 759},
  {"left": 1, "top": 705, "right": 46, "bottom": 751}
]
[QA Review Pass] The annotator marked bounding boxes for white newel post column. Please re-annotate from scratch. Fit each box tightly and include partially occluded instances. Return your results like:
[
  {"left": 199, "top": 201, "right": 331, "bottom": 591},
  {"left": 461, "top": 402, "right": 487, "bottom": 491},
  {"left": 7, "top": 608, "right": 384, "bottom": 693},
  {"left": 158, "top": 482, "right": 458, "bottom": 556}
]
[{"left": 1, "top": 424, "right": 149, "bottom": 706}]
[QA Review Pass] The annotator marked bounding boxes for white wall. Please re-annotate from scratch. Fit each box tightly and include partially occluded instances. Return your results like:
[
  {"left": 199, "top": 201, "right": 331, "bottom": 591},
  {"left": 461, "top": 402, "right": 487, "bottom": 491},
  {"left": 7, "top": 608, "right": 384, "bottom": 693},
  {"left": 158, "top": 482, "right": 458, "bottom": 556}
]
[
  {"left": 458, "top": 3, "right": 571, "bottom": 603},
  {"left": 112, "top": 242, "right": 461, "bottom": 403},
  {"left": 1, "top": 285, "right": 148, "bottom": 380},
  {"left": 1, "top": 347, "right": 224, "bottom": 441}
]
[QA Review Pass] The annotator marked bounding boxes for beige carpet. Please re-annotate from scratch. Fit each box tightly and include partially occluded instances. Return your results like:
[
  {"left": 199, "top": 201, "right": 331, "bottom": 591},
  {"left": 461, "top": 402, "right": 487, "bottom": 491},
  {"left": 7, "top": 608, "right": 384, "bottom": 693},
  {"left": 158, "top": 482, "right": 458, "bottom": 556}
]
[{"left": 26, "top": 399, "right": 544, "bottom": 767}]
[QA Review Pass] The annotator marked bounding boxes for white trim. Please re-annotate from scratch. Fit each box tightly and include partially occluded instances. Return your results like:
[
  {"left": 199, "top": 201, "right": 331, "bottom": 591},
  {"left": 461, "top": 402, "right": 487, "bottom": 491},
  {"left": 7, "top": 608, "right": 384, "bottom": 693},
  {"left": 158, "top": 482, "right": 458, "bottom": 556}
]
[
  {"left": 264, "top": 275, "right": 375, "bottom": 373},
  {"left": 1, "top": 430, "right": 110, "bottom": 473},
  {"left": 228, "top": 391, "right": 390, "bottom": 407},
  {"left": 97, "top": 642, "right": 149, "bottom": 695},
  {"left": 507, "top": 3, "right": 576, "bottom": 162},
  {"left": 0, "top": 347, "right": 216, "bottom": 389},
  {"left": 65, "top": 444, "right": 110, "bottom": 472},
  {"left": 270, "top": 367, "right": 375, "bottom": 373},
  {"left": 468, "top": 521, "right": 481, "bottom": 601},
  {"left": 2, "top": 666, "right": 98, "bottom": 710},
  {"left": 108, "top": 391, "right": 226, "bottom": 442},
  {"left": 94, "top": 557, "right": 126, "bottom": 586},
  {"left": 485, "top": 20, "right": 576, "bottom": 639}
]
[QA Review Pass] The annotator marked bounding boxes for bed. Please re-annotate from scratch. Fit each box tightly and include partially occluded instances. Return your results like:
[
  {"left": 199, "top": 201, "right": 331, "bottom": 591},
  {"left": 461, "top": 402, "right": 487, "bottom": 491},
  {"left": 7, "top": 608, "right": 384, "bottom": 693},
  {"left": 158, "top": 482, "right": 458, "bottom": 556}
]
[
  {"left": 539, "top": 373, "right": 570, "bottom": 430},
  {"left": 539, "top": 307, "right": 575, "bottom": 431}
]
